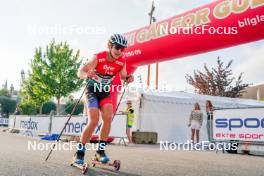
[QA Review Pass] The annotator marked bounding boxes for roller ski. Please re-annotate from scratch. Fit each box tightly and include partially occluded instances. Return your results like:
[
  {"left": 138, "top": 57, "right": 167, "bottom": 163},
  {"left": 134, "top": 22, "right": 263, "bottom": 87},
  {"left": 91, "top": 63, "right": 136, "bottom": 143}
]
[
  {"left": 70, "top": 156, "right": 89, "bottom": 175},
  {"left": 90, "top": 150, "right": 121, "bottom": 171},
  {"left": 70, "top": 144, "right": 89, "bottom": 175}
]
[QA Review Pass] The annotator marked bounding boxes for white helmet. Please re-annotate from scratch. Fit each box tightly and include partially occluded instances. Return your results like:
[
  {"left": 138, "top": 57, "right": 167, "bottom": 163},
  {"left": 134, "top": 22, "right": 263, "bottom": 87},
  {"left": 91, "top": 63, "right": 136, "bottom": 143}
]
[{"left": 109, "top": 34, "right": 128, "bottom": 48}]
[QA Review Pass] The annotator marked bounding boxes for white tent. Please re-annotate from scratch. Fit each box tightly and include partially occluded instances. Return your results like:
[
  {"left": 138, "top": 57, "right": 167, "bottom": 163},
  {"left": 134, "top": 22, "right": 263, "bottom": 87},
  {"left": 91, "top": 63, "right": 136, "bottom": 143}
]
[{"left": 117, "top": 91, "right": 264, "bottom": 143}]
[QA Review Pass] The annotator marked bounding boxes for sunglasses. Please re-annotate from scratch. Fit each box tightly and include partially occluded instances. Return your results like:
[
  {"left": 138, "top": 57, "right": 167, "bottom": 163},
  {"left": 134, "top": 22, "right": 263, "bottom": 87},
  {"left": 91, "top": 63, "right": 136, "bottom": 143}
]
[{"left": 113, "top": 44, "right": 125, "bottom": 52}]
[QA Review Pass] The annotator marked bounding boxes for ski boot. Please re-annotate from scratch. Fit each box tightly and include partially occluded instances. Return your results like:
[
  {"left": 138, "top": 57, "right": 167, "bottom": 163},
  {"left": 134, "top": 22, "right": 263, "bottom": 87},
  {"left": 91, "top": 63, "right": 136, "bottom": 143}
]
[
  {"left": 95, "top": 150, "right": 110, "bottom": 164},
  {"left": 73, "top": 143, "right": 86, "bottom": 165}
]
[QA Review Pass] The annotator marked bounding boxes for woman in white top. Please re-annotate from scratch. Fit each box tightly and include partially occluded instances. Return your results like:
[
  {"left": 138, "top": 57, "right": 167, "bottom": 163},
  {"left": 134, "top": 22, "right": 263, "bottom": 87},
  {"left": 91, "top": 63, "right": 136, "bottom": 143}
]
[{"left": 188, "top": 102, "right": 203, "bottom": 143}]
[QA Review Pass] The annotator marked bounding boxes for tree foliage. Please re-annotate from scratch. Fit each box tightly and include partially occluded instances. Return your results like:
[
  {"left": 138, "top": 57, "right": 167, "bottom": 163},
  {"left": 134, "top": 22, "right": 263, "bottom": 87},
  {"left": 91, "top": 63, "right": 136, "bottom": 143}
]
[
  {"left": 20, "top": 40, "right": 83, "bottom": 114},
  {"left": 185, "top": 57, "right": 249, "bottom": 98},
  {"left": 18, "top": 101, "right": 37, "bottom": 115},
  {"left": 20, "top": 75, "right": 50, "bottom": 112},
  {"left": 0, "top": 88, "right": 10, "bottom": 97}
]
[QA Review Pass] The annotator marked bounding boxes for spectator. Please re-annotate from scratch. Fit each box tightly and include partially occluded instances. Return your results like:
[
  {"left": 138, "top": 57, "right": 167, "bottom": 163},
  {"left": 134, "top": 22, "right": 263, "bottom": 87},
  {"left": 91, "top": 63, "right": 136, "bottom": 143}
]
[
  {"left": 206, "top": 100, "right": 214, "bottom": 142},
  {"left": 120, "top": 100, "right": 135, "bottom": 145},
  {"left": 188, "top": 102, "right": 203, "bottom": 143}
]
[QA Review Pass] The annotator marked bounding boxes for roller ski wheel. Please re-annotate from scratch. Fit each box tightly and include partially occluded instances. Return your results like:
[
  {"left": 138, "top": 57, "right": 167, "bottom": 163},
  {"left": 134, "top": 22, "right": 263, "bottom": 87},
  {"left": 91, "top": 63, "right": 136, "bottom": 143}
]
[
  {"left": 82, "top": 164, "right": 89, "bottom": 175},
  {"left": 70, "top": 158, "right": 89, "bottom": 175},
  {"left": 113, "top": 160, "right": 121, "bottom": 171},
  {"left": 90, "top": 158, "right": 121, "bottom": 171}
]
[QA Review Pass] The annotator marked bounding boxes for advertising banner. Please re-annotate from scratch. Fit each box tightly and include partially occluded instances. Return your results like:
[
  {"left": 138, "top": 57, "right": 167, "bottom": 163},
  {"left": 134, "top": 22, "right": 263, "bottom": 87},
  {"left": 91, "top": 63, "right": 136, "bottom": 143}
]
[{"left": 213, "top": 108, "right": 264, "bottom": 142}]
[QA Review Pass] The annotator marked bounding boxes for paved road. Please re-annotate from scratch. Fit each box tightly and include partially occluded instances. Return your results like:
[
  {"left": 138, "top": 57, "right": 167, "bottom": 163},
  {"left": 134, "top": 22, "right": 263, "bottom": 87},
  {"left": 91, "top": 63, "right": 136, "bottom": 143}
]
[{"left": 0, "top": 128, "right": 263, "bottom": 176}]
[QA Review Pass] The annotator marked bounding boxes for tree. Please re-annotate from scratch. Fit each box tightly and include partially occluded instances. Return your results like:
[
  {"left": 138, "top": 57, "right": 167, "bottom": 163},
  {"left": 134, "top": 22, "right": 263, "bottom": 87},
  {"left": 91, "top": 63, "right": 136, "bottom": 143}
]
[
  {"left": 20, "top": 75, "right": 50, "bottom": 114},
  {"left": 0, "top": 96, "right": 17, "bottom": 117},
  {"left": 0, "top": 88, "right": 10, "bottom": 97},
  {"left": 185, "top": 57, "right": 249, "bottom": 98},
  {"left": 28, "top": 40, "right": 83, "bottom": 114}
]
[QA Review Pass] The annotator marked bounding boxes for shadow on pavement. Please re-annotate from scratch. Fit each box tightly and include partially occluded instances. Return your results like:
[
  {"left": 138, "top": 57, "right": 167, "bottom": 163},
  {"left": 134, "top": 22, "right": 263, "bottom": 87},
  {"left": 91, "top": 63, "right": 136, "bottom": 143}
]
[{"left": 86, "top": 167, "right": 141, "bottom": 176}]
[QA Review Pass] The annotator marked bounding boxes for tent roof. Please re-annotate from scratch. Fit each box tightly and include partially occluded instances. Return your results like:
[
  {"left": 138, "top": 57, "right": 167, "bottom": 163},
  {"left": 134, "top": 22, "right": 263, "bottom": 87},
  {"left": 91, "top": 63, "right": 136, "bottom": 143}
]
[{"left": 140, "top": 90, "right": 264, "bottom": 109}]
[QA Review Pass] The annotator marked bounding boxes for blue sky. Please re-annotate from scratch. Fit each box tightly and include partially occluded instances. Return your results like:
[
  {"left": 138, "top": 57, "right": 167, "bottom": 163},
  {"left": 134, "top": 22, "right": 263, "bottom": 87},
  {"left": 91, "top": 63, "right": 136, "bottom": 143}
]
[{"left": 0, "top": 0, "right": 263, "bottom": 92}]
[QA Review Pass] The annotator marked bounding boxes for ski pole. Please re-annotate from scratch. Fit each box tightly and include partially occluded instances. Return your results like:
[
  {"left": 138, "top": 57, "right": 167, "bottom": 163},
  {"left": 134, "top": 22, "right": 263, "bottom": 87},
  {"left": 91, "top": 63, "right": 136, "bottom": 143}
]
[{"left": 45, "top": 83, "right": 88, "bottom": 161}]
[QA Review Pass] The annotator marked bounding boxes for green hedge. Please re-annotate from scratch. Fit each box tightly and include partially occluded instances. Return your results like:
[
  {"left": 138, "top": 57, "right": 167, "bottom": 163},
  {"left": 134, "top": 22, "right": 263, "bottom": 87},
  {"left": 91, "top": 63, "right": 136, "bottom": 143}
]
[
  {"left": 42, "top": 101, "right": 56, "bottom": 114},
  {"left": 0, "top": 96, "right": 17, "bottom": 116},
  {"left": 65, "top": 101, "right": 84, "bottom": 115},
  {"left": 18, "top": 102, "right": 37, "bottom": 115}
]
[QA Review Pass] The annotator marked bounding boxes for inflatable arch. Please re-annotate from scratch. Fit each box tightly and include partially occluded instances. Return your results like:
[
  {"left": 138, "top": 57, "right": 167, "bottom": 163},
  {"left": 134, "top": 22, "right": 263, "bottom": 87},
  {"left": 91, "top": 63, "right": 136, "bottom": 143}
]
[{"left": 111, "top": 0, "right": 264, "bottom": 109}]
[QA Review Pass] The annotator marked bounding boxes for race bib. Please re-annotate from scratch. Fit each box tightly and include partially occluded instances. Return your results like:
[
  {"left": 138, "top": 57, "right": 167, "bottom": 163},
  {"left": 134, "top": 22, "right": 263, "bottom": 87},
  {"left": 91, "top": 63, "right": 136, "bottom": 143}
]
[{"left": 91, "top": 73, "right": 113, "bottom": 85}]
